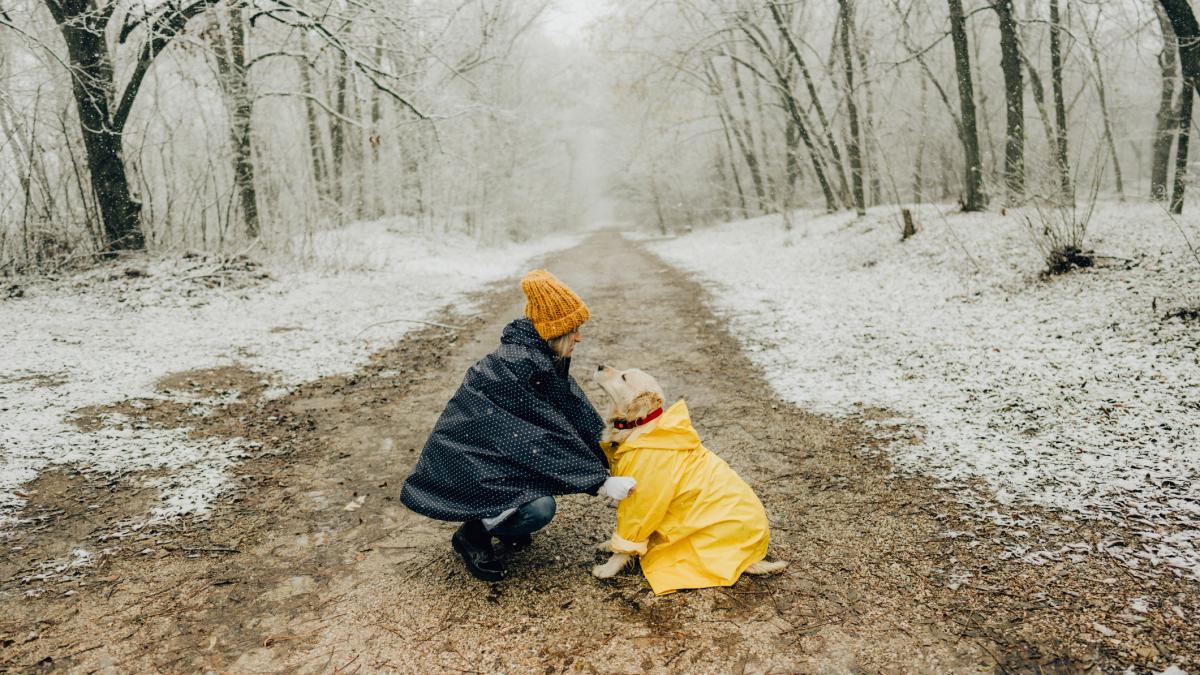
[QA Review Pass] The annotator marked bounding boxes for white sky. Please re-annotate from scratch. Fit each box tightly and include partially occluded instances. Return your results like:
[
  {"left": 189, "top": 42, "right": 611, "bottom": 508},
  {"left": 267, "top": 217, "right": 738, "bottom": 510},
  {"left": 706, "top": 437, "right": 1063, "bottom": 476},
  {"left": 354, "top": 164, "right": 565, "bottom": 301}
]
[{"left": 541, "top": 0, "right": 612, "bottom": 45}]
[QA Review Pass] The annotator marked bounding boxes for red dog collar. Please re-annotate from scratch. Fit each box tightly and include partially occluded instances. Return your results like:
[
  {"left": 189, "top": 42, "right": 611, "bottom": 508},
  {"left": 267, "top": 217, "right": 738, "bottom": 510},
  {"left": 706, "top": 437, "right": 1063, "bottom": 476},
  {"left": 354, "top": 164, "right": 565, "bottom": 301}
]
[{"left": 612, "top": 407, "right": 663, "bottom": 430}]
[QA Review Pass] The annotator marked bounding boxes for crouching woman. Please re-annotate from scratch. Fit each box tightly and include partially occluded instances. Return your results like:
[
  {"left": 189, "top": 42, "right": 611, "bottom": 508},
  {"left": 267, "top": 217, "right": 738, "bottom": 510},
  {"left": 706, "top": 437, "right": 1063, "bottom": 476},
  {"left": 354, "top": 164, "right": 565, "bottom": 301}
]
[{"left": 400, "top": 269, "right": 635, "bottom": 581}]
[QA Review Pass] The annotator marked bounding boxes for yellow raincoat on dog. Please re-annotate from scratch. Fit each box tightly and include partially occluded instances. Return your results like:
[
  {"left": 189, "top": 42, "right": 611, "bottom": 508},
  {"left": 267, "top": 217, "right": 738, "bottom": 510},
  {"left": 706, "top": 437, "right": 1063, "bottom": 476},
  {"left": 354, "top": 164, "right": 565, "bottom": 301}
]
[{"left": 604, "top": 400, "right": 770, "bottom": 595}]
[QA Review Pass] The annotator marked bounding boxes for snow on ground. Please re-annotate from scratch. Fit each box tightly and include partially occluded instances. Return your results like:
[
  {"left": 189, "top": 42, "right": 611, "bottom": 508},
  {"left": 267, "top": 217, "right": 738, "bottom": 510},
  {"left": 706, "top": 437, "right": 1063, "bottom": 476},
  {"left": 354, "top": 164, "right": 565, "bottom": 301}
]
[
  {"left": 0, "top": 221, "right": 580, "bottom": 529},
  {"left": 648, "top": 201, "right": 1200, "bottom": 579}
]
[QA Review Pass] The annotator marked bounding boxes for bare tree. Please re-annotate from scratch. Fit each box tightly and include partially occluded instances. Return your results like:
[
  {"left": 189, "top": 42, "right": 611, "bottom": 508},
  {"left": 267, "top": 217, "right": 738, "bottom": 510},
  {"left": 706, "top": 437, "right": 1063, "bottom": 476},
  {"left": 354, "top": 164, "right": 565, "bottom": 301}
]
[
  {"left": 331, "top": 49, "right": 350, "bottom": 210},
  {"left": 837, "top": 0, "right": 866, "bottom": 216},
  {"left": 704, "top": 59, "right": 751, "bottom": 216},
  {"left": 1152, "top": 2, "right": 1179, "bottom": 202},
  {"left": 722, "top": 47, "right": 768, "bottom": 211},
  {"left": 43, "top": 0, "right": 225, "bottom": 250},
  {"left": 1082, "top": 7, "right": 1123, "bottom": 199},
  {"left": 734, "top": 18, "right": 839, "bottom": 212},
  {"left": 768, "top": 1, "right": 850, "bottom": 204},
  {"left": 947, "top": 0, "right": 986, "bottom": 211},
  {"left": 1158, "top": 0, "right": 1200, "bottom": 214},
  {"left": 914, "top": 75, "right": 929, "bottom": 204},
  {"left": 850, "top": 20, "right": 881, "bottom": 205},
  {"left": 297, "top": 37, "right": 330, "bottom": 205},
  {"left": 210, "top": 6, "right": 259, "bottom": 237},
  {"left": 994, "top": 0, "right": 1024, "bottom": 202},
  {"left": 1049, "top": 0, "right": 1072, "bottom": 199}
]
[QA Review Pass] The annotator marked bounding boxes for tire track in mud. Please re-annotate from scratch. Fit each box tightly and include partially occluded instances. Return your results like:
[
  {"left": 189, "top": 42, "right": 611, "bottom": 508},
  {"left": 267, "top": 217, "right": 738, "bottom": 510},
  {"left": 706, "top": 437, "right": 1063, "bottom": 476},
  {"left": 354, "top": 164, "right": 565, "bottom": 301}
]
[{"left": 6, "top": 231, "right": 1192, "bottom": 672}]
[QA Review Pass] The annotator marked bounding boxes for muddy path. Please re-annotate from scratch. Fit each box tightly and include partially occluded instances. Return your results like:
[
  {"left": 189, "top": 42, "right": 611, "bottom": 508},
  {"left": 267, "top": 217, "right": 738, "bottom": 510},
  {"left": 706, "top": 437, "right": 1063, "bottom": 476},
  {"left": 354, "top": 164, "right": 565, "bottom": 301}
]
[{"left": 3, "top": 231, "right": 1196, "bottom": 673}]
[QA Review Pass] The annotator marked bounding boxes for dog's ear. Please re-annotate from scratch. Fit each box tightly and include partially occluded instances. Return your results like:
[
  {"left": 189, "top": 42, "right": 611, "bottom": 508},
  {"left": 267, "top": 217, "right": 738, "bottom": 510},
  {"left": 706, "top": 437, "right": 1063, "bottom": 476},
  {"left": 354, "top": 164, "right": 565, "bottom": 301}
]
[{"left": 626, "top": 390, "right": 664, "bottom": 420}]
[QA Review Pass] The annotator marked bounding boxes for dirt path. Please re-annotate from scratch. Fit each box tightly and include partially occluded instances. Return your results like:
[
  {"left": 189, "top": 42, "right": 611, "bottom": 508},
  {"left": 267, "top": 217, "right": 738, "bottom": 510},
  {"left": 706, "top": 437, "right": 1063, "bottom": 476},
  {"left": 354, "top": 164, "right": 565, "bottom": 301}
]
[{"left": 4, "top": 232, "right": 1195, "bottom": 672}]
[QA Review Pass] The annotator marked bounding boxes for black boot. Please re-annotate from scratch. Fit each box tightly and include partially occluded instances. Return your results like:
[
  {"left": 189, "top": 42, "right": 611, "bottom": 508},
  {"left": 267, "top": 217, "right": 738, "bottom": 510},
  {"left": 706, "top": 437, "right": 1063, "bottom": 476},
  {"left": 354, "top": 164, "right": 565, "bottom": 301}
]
[
  {"left": 452, "top": 520, "right": 506, "bottom": 582},
  {"left": 496, "top": 533, "right": 533, "bottom": 552}
]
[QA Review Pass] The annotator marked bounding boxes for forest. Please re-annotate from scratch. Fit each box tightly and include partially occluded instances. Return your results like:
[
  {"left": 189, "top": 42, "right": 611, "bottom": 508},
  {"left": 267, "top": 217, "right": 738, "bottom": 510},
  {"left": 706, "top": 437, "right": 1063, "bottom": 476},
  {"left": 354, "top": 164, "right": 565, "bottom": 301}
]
[{"left": 2, "top": 0, "right": 1199, "bottom": 267}]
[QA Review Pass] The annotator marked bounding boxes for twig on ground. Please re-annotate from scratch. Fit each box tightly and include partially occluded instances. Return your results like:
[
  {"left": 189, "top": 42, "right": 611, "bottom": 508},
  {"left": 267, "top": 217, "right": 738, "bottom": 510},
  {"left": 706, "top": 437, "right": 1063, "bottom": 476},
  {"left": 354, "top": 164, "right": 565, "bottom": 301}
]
[
  {"left": 47, "top": 250, "right": 115, "bottom": 273},
  {"left": 369, "top": 622, "right": 408, "bottom": 638},
  {"left": 972, "top": 638, "right": 1003, "bottom": 668},
  {"left": 333, "top": 653, "right": 360, "bottom": 674},
  {"left": 66, "top": 643, "right": 105, "bottom": 658},
  {"left": 783, "top": 611, "right": 847, "bottom": 634},
  {"left": 183, "top": 269, "right": 227, "bottom": 283},
  {"left": 354, "top": 318, "right": 466, "bottom": 339},
  {"left": 222, "top": 238, "right": 261, "bottom": 264}
]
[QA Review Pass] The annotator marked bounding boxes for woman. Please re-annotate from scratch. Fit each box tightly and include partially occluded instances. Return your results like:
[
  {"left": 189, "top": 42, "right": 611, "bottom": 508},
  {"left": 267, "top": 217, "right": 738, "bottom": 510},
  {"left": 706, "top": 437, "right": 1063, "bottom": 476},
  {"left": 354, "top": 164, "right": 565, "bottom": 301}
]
[{"left": 400, "top": 269, "right": 636, "bottom": 581}]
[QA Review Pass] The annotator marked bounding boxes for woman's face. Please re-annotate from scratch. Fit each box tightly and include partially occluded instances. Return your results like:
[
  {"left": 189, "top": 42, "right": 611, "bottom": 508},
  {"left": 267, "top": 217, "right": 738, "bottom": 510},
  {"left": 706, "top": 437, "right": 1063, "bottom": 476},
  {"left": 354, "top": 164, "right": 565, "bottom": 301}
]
[{"left": 562, "top": 328, "right": 583, "bottom": 357}]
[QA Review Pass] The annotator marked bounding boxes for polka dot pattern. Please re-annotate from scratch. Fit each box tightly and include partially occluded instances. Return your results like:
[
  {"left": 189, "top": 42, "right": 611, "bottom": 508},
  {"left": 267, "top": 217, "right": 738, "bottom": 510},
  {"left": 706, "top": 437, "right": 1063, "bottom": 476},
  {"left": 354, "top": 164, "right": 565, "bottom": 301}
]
[{"left": 400, "top": 318, "right": 608, "bottom": 521}]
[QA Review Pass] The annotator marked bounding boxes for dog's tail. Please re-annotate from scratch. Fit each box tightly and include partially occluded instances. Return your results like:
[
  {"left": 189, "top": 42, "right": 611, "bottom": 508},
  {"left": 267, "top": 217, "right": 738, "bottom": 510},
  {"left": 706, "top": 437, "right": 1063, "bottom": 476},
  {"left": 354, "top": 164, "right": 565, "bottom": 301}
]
[{"left": 744, "top": 559, "right": 788, "bottom": 575}]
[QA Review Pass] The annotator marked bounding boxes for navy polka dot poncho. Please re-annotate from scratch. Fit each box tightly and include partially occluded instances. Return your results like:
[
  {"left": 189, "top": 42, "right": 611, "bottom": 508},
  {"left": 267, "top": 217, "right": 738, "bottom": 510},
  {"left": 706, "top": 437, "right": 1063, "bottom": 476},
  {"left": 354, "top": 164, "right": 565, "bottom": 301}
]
[{"left": 400, "top": 318, "right": 609, "bottom": 521}]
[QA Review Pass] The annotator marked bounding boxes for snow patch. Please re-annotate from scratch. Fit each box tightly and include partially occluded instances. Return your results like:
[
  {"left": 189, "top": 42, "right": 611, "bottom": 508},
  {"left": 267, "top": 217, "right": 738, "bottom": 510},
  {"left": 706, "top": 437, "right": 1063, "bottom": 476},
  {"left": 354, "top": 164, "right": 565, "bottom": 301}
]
[{"left": 1, "top": 221, "right": 580, "bottom": 529}]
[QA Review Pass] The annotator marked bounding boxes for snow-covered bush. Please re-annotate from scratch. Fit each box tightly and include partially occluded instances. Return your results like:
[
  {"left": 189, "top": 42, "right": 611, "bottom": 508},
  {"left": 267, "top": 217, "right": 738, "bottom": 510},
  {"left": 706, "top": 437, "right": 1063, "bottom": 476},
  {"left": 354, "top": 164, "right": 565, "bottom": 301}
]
[{"left": 1023, "top": 177, "right": 1101, "bottom": 276}]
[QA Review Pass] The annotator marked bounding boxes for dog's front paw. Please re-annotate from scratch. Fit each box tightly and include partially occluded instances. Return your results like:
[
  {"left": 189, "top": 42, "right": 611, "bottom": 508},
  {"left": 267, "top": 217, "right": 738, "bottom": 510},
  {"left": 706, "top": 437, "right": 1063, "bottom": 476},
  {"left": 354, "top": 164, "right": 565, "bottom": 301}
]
[
  {"left": 591, "top": 562, "right": 621, "bottom": 579},
  {"left": 592, "top": 552, "right": 631, "bottom": 579},
  {"left": 594, "top": 539, "right": 612, "bottom": 553}
]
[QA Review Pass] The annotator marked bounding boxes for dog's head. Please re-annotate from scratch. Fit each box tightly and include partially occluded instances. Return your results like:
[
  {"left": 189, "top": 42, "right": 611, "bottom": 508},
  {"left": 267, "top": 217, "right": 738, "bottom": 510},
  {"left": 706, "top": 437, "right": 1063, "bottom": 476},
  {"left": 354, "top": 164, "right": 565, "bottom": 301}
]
[{"left": 593, "top": 365, "right": 665, "bottom": 437}]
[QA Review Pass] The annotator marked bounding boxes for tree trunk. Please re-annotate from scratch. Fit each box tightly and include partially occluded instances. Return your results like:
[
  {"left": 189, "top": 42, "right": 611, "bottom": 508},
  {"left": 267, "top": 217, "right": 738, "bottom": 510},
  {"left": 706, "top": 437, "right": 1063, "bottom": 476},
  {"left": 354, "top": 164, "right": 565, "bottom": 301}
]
[
  {"left": 726, "top": 49, "right": 767, "bottom": 210},
  {"left": 1049, "top": 0, "right": 1073, "bottom": 199},
  {"left": 709, "top": 73, "right": 749, "bottom": 216},
  {"left": 213, "top": 7, "right": 259, "bottom": 238},
  {"left": 712, "top": 146, "right": 733, "bottom": 220},
  {"left": 726, "top": 143, "right": 749, "bottom": 216},
  {"left": 298, "top": 42, "right": 328, "bottom": 203},
  {"left": 750, "top": 67, "right": 776, "bottom": 205},
  {"left": 0, "top": 84, "right": 57, "bottom": 231},
  {"left": 1020, "top": 51, "right": 1063, "bottom": 187},
  {"left": 1083, "top": 11, "right": 1123, "bottom": 199},
  {"left": 370, "top": 41, "right": 385, "bottom": 218},
  {"left": 901, "top": 208, "right": 917, "bottom": 240},
  {"left": 1171, "top": 80, "right": 1193, "bottom": 214},
  {"left": 939, "top": 145, "right": 954, "bottom": 200},
  {"left": 947, "top": 0, "right": 986, "bottom": 211},
  {"left": 707, "top": 58, "right": 762, "bottom": 214},
  {"left": 838, "top": 0, "right": 866, "bottom": 216},
  {"left": 914, "top": 76, "right": 928, "bottom": 204},
  {"left": 768, "top": 2, "right": 850, "bottom": 203},
  {"left": 1152, "top": 2, "right": 1179, "bottom": 201},
  {"left": 785, "top": 115, "right": 802, "bottom": 200},
  {"left": 994, "top": 0, "right": 1025, "bottom": 201},
  {"left": 780, "top": 93, "right": 838, "bottom": 213},
  {"left": 648, "top": 175, "right": 668, "bottom": 234},
  {"left": 974, "top": 33, "right": 999, "bottom": 184},
  {"left": 45, "top": 0, "right": 143, "bottom": 250},
  {"left": 331, "top": 49, "right": 350, "bottom": 210},
  {"left": 734, "top": 25, "right": 838, "bottom": 211},
  {"left": 851, "top": 23, "right": 881, "bottom": 205},
  {"left": 1159, "top": 0, "right": 1200, "bottom": 213}
]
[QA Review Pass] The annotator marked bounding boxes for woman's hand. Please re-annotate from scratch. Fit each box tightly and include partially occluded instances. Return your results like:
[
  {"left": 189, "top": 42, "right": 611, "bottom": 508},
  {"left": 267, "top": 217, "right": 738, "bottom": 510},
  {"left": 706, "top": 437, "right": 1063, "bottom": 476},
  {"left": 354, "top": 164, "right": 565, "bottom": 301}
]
[{"left": 599, "top": 476, "right": 637, "bottom": 501}]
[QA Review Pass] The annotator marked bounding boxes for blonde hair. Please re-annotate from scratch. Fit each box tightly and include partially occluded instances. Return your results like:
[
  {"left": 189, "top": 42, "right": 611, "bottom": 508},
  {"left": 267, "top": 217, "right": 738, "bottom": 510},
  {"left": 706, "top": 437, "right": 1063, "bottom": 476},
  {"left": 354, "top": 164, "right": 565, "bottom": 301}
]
[{"left": 547, "top": 328, "right": 579, "bottom": 360}]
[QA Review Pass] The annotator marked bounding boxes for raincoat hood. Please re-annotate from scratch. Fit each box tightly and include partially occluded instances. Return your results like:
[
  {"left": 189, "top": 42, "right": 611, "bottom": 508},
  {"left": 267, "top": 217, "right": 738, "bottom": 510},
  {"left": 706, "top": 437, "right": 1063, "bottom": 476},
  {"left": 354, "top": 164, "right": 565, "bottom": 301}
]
[
  {"left": 500, "top": 315, "right": 554, "bottom": 354},
  {"left": 612, "top": 400, "right": 701, "bottom": 455}
]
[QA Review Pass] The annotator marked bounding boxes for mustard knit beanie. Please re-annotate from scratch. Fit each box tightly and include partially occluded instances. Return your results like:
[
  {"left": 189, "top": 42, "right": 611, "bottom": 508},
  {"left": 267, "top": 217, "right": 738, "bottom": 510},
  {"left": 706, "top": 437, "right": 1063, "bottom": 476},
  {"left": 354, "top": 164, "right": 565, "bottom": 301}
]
[{"left": 520, "top": 269, "right": 589, "bottom": 340}]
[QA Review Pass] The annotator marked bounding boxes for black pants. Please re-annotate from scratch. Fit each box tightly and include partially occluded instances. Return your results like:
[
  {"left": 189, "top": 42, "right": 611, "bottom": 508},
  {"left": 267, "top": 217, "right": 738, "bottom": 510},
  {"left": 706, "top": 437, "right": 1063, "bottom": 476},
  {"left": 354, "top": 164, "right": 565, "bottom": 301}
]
[{"left": 485, "top": 496, "right": 556, "bottom": 537}]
